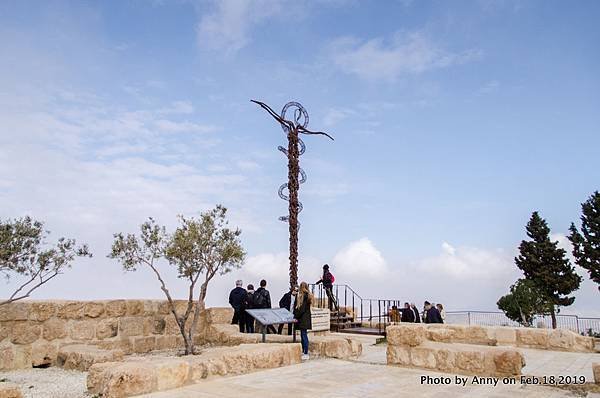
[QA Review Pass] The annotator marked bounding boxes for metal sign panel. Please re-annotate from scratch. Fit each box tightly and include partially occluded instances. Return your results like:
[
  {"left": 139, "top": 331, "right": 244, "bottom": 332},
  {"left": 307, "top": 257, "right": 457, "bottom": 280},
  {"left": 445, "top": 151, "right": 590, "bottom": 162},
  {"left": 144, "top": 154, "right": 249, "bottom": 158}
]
[
  {"left": 246, "top": 308, "right": 295, "bottom": 326},
  {"left": 310, "top": 308, "right": 330, "bottom": 331}
]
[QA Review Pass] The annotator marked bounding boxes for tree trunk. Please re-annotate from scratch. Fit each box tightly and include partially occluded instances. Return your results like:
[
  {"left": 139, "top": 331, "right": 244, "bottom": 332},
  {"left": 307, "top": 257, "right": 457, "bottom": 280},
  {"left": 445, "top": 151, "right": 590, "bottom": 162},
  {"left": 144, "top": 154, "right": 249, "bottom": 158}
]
[
  {"left": 287, "top": 127, "right": 300, "bottom": 290},
  {"left": 550, "top": 308, "right": 557, "bottom": 329},
  {"left": 187, "top": 280, "right": 209, "bottom": 355}
]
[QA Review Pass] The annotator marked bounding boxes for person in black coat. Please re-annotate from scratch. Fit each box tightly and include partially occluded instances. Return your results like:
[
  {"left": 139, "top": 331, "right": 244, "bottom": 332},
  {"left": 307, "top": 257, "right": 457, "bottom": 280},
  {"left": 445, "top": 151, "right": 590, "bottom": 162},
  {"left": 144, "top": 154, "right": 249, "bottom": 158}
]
[
  {"left": 254, "top": 279, "right": 276, "bottom": 334},
  {"left": 423, "top": 301, "right": 443, "bottom": 324},
  {"left": 245, "top": 284, "right": 256, "bottom": 333},
  {"left": 401, "top": 302, "right": 414, "bottom": 323},
  {"left": 315, "top": 264, "right": 338, "bottom": 312},
  {"left": 278, "top": 286, "right": 297, "bottom": 335},
  {"left": 410, "top": 303, "right": 421, "bottom": 323},
  {"left": 294, "top": 281, "right": 312, "bottom": 360},
  {"left": 228, "top": 280, "right": 247, "bottom": 332}
]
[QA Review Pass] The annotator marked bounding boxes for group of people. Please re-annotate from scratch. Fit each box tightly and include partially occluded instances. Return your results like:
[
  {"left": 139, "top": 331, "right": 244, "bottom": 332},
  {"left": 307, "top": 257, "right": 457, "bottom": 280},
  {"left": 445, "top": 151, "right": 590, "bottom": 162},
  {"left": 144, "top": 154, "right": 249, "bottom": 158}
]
[
  {"left": 389, "top": 301, "right": 446, "bottom": 324},
  {"left": 228, "top": 278, "right": 314, "bottom": 360}
]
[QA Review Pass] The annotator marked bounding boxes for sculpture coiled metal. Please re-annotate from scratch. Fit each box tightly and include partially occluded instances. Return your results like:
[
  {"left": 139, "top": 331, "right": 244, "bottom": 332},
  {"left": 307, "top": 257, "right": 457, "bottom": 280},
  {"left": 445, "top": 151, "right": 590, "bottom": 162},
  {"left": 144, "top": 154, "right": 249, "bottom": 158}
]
[{"left": 252, "top": 99, "right": 334, "bottom": 289}]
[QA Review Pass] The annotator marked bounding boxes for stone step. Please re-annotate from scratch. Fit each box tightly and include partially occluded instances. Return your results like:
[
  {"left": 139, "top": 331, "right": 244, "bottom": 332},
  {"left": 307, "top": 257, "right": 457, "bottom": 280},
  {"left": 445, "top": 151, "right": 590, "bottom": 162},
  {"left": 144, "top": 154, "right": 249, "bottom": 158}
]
[{"left": 56, "top": 345, "right": 124, "bottom": 371}]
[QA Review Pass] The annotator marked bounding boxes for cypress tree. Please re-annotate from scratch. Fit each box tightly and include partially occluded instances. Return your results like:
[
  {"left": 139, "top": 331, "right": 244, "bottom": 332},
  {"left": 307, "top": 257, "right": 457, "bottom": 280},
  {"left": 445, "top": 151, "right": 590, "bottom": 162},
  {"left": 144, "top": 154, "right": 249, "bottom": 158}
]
[
  {"left": 568, "top": 191, "right": 600, "bottom": 291},
  {"left": 515, "top": 212, "right": 581, "bottom": 329}
]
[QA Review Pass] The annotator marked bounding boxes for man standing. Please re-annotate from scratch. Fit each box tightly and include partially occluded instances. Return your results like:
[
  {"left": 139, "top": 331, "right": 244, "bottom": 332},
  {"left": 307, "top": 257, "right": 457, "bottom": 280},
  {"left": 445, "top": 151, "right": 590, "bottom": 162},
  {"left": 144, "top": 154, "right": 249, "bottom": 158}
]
[
  {"left": 401, "top": 302, "right": 414, "bottom": 323},
  {"left": 278, "top": 286, "right": 298, "bottom": 335},
  {"left": 315, "top": 264, "right": 339, "bottom": 312},
  {"left": 254, "top": 279, "right": 277, "bottom": 334},
  {"left": 423, "top": 301, "right": 443, "bottom": 324},
  {"left": 228, "top": 280, "right": 247, "bottom": 332}
]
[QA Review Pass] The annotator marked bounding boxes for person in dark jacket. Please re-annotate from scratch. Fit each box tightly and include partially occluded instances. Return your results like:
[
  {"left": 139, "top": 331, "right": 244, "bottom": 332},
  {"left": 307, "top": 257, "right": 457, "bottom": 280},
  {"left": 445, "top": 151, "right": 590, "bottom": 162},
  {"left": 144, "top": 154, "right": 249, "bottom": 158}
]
[
  {"left": 315, "top": 264, "right": 338, "bottom": 312},
  {"left": 294, "top": 281, "right": 312, "bottom": 360},
  {"left": 277, "top": 286, "right": 297, "bottom": 335},
  {"left": 245, "top": 284, "right": 256, "bottom": 333},
  {"left": 401, "top": 302, "right": 414, "bottom": 323},
  {"left": 423, "top": 301, "right": 443, "bottom": 324},
  {"left": 228, "top": 280, "right": 247, "bottom": 332},
  {"left": 254, "top": 279, "right": 276, "bottom": 334},
  {"left": 410, "top": 303, "right": 421, "bottom": 323}
]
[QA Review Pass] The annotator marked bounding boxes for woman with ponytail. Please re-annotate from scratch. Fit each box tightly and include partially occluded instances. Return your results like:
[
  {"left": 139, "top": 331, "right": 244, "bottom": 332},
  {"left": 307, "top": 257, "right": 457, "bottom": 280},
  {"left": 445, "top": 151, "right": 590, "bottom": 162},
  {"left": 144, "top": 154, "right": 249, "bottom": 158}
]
[{"left": 294, "top": 281, "right": 313, "bottom": 360}]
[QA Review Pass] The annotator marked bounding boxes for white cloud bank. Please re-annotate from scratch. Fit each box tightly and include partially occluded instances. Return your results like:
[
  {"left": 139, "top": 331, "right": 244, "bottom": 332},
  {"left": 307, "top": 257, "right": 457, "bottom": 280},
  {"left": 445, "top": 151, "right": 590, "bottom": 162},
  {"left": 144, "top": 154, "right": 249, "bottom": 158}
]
[
  {"left": 333, "top": 238, "right": 388, "bottom": 278},
  {"left": 329, "top": 32, "right": 481, "bottom": 81}
]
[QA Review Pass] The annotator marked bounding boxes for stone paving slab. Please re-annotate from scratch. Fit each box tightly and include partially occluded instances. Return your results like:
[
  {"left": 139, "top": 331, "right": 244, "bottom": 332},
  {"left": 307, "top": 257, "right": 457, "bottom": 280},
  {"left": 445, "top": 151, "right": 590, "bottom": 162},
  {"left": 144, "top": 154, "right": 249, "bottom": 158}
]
[{"left": 139, "top": 358, "right": 597, "bottom": 398}]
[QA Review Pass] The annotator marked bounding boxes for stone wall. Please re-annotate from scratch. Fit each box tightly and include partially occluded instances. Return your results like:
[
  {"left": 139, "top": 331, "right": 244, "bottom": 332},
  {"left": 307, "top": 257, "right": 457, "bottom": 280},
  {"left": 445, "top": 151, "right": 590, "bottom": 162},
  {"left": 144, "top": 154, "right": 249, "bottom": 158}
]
[
  {"left": 405, "top": 324, "right": 596, "bottom": 352},
  {"left": 0, "top": 299, "right": 197, "bottom": 370},
  {"left": 386, "top": 324, "right": 525, "bottom": 377}
]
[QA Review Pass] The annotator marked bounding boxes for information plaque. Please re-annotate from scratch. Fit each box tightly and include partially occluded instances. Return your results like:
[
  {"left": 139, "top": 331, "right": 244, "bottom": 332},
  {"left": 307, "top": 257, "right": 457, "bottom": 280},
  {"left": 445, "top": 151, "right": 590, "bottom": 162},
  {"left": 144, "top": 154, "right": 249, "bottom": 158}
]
[{"left": 245, "top": 308, "right": 296, "bottom": 342}]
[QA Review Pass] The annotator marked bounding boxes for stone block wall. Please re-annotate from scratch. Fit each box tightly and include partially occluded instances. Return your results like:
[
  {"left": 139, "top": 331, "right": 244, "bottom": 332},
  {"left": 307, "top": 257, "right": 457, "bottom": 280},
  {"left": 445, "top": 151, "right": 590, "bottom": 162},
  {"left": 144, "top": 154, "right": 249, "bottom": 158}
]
[
  {"left": 0, "top": 299, "right": 198, "bottom": 370},
  {"left": 412, "top": 324, "right": 596, "bottom": 352}
]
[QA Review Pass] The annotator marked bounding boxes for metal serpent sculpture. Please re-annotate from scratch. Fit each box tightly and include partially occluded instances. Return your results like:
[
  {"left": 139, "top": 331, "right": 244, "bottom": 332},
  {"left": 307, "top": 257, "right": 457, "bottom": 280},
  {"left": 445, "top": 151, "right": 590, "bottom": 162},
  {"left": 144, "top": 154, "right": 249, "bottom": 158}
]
[{"left": 252, "top": 99, "right": 334, "bottom": 290}]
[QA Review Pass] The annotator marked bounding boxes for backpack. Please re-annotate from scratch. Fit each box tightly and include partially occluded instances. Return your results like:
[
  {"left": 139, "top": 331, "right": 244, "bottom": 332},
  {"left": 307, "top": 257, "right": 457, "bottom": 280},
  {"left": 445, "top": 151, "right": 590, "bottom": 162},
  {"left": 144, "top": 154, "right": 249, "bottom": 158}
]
[
  {"left": 330, "top": 273, "right": 335, "bottom": 283},
  {"left": 254, "top": 289, "right": 267, "bottom": 308},
  {"left": 246, "top": 292, "right": 255, "bottom": 309}
]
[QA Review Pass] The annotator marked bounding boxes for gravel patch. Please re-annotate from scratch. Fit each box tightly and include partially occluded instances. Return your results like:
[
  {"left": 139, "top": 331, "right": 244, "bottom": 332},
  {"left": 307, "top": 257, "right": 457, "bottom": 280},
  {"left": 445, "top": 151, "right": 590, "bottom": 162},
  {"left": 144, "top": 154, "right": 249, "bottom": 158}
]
[{"left": 0, "top": 368, "right": 90, "bottom": 398}]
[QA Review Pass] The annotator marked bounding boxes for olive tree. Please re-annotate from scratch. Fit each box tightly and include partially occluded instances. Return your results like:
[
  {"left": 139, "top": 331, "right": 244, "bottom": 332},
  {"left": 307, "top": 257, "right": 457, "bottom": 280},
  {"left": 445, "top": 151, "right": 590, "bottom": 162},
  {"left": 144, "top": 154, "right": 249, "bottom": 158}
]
[
  {"left": 109, "top": 205, "right": 245, "bottom": 355},
  {"left": 1, "top": 216, "right": 91, "bottom": 306}
]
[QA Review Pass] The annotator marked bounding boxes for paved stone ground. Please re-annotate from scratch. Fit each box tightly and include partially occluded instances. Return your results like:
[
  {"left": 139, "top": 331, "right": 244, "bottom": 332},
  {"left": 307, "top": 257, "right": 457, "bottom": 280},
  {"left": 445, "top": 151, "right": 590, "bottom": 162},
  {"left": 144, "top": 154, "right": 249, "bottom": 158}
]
[
  {"left": 142, "top": 333, "right": 600, "bottom": 398},
  {"left": 141, "top": 358, "right": 597, "bottom": 398}
]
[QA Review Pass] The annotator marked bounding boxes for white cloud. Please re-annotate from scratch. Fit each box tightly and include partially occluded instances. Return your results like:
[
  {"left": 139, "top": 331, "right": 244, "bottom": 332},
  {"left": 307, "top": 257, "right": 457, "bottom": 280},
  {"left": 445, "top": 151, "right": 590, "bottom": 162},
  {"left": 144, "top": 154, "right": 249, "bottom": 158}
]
[
  {"left": 332, "top": 238, "right": 388, "bottom": 278},
  {"left": 196, "top": 0, "right": 286, "bottom": 53},
  {"left": 329, "top": 32, "right": 481, "bottom": 81},
  {"left": 159, "top": 101, "right": 195, "bottom": 115},
  {"left": 415, "top": 242, "right": 512, "bottom": 279},
  {"left": 154, "top": 119, "right": 218, "bottom": 134}
]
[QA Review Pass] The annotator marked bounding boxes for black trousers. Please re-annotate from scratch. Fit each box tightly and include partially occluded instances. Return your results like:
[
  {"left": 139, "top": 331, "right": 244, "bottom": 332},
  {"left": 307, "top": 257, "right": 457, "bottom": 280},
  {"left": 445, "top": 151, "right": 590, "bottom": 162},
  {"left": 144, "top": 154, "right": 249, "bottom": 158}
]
[
  {"left": 277, "top": 322, "right": 293, "bottom": 335},
  {"left": 325, "top": 287, "right": 339, "bottom": 311},
  {"left": 232, "top": 308, "right": 245, "bottom": 333}
]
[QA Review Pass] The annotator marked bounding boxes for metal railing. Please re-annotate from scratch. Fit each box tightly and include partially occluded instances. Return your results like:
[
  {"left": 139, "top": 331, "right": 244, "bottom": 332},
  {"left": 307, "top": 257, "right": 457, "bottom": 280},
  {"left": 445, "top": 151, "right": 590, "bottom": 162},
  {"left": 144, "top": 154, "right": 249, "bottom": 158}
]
[
  {"left": 309, "top": 283, "right": 403, "bottom": 335},
  {"left": 308, "top": 284, "right": 600, "bottom": 336},
  {"left": 445, "top": 311, "right": 600, "bottom": 335}
]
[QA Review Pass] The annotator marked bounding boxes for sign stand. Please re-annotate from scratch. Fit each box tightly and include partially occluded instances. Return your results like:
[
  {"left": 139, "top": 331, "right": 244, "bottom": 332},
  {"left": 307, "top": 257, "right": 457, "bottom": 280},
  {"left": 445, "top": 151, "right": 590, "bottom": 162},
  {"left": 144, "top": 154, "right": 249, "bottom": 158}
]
[{"left": 246, "top": 308, "right": 297, "bottom": 343}]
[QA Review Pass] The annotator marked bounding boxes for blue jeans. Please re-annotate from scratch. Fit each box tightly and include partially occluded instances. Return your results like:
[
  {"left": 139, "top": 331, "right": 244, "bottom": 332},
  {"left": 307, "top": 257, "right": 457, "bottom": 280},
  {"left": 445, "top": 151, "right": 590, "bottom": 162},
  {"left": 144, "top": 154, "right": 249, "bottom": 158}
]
[{"left": 300, "top": 329, "right": 309, "bottom": 354}]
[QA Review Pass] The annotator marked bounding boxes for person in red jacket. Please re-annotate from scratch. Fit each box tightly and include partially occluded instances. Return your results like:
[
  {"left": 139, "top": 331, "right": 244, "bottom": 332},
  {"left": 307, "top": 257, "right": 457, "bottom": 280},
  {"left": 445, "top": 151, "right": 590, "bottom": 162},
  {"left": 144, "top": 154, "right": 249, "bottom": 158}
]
[{"left": 315, "top": 264, "right": 339, "bottom": 312}]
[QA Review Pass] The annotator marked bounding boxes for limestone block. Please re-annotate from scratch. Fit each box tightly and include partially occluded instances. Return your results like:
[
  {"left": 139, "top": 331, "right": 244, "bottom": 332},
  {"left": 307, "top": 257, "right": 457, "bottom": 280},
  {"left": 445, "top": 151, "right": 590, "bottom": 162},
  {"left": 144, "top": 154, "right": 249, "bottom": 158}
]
[
  {"left": 516, "top": 328, "right": 549, "bottom": 348},
  {"left": 465, "top": 326, "right": 490, "bottom": 342},
  {"left": 126, "top": 300, "right": 144, "bottom": 316},
  {"left": 593, "top": 362, "right": 599, "bottom": 384},
  {"left": 0, "top": 345, "right": 31, "bottom": 370},
  {"left": 143, "top": 301, "right": 159, "bottom": 316},
  {"left": 164, "top": 316, "right": 181, "bottom": 335},
  {"left": 57, "top": 345, "right": 124, "bottom": 371},
  {"left": 573, "top": 334, "right": 594, "bottom": 352},
  {"left": 202, "top": 308, "right": 233, "bottom": 325},
  {"left": 493, "top": 350, "right": 525, "bottom": 376},
  {"left": 0, "top": 382, "right": 22, "bottom": 398},
  {"left": 10, "top": 322, "right": 41, "bottom": 345},
  {"left": 410, "top": 346, "right": 437, "bottom": 369},
  {"left": 96, "top": 319, "right": 118, "bottom": 340},
  {"left": 434, "top": 349, "right": 456, "bottom": 372},
  {"left": 491, "top": 327, "right": 517, "bottom": 346},
  {"left": 42, "top": 318, "right": 67, "bottom": 341},
  {"left": 0, "top": 324, "right": 11, "bottom": 342},
  {"left": 158, "top": 301, "right": 171, "bottom": 315},
  {"left": 0, "top": 303, "right": 28, "bottom": 322},
  {"left": 386, "top": 345, "right": 410, "bottom": 366},
  {"left": 70, "top": 320, "right": 96, "bottom": 341},
  {"left": 84, "top": 302, "right": 105, "bottom": 318},
  {"left": 87, "top": 362, "right": 158, "bottom": 397},
  {"left": 29, "top": 302, "right": 57, "bottom": 321},
  {"left": 31, "top": 340, "right": 58, "bottom": 367},
  {"left": 154, "top": 359, "right": 190, "bottom": 391},
  {"left": 387, "top": 324, "right": 425, "bottom": 347},
  {"left": 456, "top": 351, "right": 485, "bottom": 373},
  {"left": 145, "top": 317, "right": 166, "bottom": 335},
  {"left": 95, "top": 337, "right": 132, "bottom": 354},
  {"left": 548, "top": 329, "right": 575, "bottom": 350},
  {"left": 57, "top": 302, "right": 85, "bottom": 319},
  {"left": 105, "top": 300, "right": 127, "bottom": 317},
  {"left": 427, "top": 328, "right": 455, "bottom": 343},
  {"left": 119, "top": 317, "right": 144, "bottom": 337},
  {"left": 156, "top": 335, "right": 179, "bottom": 350},
  {"left": 133, "top": 336, "right": 156, "bottom": 353}
]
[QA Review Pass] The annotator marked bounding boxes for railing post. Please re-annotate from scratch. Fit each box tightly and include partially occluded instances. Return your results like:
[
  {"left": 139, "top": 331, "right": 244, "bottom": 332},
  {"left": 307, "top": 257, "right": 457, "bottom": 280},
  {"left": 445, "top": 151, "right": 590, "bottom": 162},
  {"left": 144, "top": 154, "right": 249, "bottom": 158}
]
[
  {"left": 344, "top": 286, "right": 347, "bottom": 312},
  {"left": 467, "top": 312, "right": 471, "bottom": 325},
  {"left": 369, "top": 301, "right": 372, "bottom": 328},
  {"left": 378, "top": 300, "right": 381, "bottom": 335}
]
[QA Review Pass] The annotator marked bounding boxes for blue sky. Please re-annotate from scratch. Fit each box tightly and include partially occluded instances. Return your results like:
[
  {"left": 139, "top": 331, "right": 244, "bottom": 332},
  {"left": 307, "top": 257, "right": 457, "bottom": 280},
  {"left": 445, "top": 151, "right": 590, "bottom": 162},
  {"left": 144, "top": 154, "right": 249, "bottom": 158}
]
[{"left": 0, "top": 0, "right": 599, "bottom": 315}]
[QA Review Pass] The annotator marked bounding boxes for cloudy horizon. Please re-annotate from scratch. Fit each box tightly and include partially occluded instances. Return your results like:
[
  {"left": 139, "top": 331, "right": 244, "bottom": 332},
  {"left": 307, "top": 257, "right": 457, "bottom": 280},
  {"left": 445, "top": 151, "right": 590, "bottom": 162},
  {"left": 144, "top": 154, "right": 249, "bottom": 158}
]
[{"left": 1, "top": 0, "right": 598, "bottom": 317}]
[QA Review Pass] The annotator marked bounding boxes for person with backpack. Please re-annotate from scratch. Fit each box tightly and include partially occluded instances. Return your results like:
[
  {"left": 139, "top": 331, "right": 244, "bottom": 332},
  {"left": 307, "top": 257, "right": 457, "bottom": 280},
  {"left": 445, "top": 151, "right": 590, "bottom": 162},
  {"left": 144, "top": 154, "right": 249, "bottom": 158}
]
[
  {"left": 245, "top": 284, "right": 256, "bottom": 333},
  {"left": 228, "top": 280, "right": 247, "bottom": 332},
  {"left": 254, "top": 279, "right": 277, "bottom": 334},
  {"left": 315, "top": 264, "right": 339, "bottom": 312}
]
